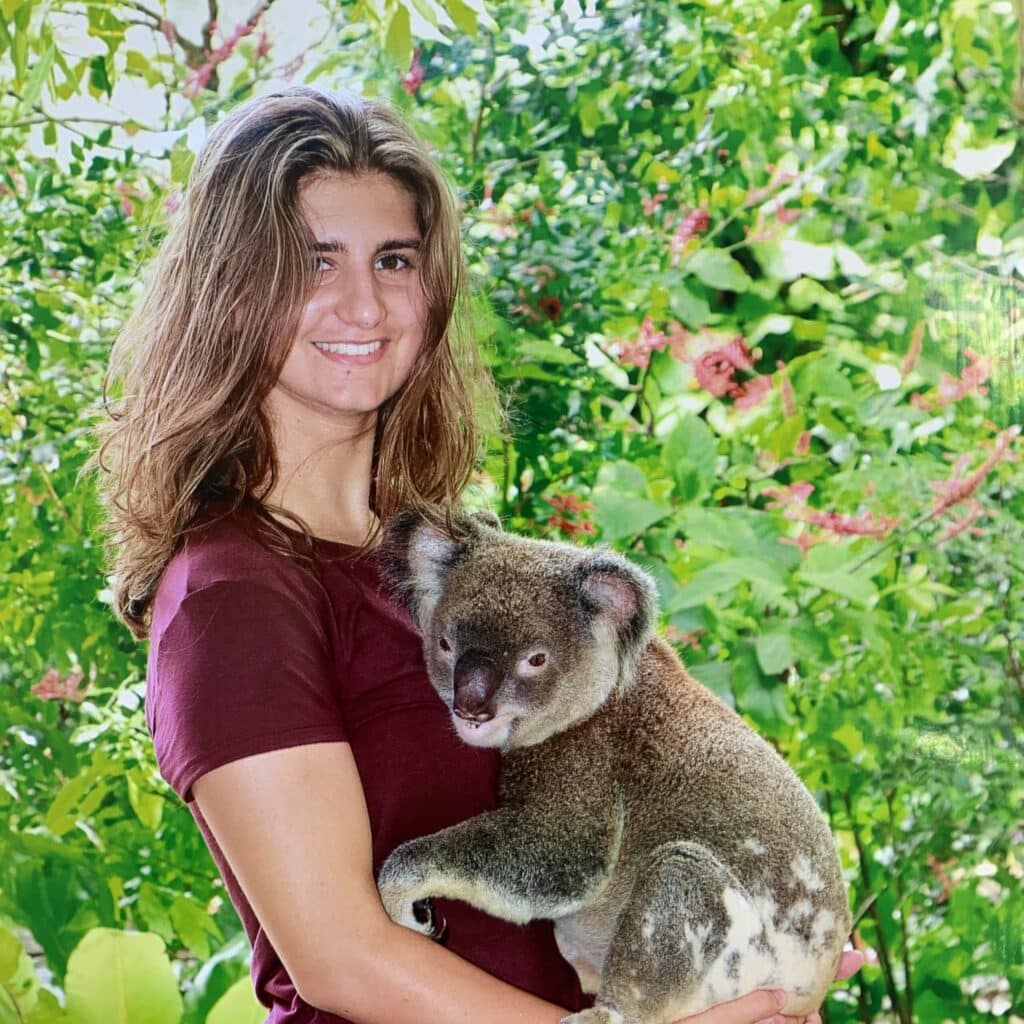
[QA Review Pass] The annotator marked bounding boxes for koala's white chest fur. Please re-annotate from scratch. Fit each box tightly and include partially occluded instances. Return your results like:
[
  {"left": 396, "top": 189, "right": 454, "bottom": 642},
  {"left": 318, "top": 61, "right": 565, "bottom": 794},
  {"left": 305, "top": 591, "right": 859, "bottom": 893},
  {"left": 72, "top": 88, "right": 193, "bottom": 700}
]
[{"left": 377, "top": 516, "right": 851, "bottom": 1024}]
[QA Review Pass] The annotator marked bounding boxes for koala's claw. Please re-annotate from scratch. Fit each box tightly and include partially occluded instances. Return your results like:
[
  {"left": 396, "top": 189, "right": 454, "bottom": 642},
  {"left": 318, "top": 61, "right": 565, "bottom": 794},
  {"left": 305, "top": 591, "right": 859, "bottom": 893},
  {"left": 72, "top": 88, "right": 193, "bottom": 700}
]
[{"left": 412, "top": 897, "right": 449, "bottom": 944}]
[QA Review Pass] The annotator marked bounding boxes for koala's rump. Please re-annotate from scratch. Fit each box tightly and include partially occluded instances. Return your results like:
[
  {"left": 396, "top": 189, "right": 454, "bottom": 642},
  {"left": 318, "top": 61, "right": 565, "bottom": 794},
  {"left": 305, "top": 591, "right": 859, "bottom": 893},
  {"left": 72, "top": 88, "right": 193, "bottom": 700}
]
[{"left": 501, "top": 637, "right": 849, "bottom": 1013}]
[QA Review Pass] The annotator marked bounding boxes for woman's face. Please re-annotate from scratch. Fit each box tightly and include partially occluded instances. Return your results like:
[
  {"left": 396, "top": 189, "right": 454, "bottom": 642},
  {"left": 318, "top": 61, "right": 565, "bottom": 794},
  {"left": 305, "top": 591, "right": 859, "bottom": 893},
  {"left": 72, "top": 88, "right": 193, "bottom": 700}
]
[{"left": 267, "top": 171, "right": 427, "bottom": 436}]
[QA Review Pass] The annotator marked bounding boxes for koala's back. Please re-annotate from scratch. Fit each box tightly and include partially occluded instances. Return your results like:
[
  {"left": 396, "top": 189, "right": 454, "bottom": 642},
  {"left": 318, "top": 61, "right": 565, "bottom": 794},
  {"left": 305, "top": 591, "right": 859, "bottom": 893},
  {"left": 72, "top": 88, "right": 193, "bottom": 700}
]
[{"left": 501, "top": 636, "right": 850, "bottom": 1015}]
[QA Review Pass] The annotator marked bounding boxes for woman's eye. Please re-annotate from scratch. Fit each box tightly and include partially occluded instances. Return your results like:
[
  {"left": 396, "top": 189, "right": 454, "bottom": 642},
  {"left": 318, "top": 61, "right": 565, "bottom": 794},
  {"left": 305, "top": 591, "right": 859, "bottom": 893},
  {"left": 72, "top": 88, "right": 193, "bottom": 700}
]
[
  {"left": 312, "top": 255, "right": 332, "bottom": 273},
  {"left": 438, "top": 637, "right": 452, "bottom": 653},
  {"left": 375, "top": 252, "right": 412, "bottom": 272},
  {"left": 528, "top": 652, "right": 547, "bottom": 667}
]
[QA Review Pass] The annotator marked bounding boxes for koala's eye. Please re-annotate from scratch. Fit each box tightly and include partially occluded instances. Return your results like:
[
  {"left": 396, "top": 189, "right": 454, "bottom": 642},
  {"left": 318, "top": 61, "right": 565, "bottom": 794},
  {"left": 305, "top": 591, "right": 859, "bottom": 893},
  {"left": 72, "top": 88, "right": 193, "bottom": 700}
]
[
  {"left": 528, "top": 652, "right": 547, "bottom": 667},
  {"left": 438, "top": 637, "right": 452, "bottom": 653}
]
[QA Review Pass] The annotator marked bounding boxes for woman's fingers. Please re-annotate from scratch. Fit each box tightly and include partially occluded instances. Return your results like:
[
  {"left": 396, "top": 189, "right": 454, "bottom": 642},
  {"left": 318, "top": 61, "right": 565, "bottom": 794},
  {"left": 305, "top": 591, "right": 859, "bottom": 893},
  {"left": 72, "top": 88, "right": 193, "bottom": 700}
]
[
  {"left": 835, "top": 945, "right": 875, "bottom": 981},
  {"left": 673, "top": 989, "right": 786, "bottom": 1024}
]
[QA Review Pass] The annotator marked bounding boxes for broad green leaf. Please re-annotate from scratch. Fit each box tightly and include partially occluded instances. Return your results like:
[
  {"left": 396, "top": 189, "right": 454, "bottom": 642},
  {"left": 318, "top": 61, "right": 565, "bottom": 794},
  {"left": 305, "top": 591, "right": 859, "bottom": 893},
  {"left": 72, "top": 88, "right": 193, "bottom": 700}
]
[
  {"left": 126, "top": 769, "right": 164, "bottom": 832},
  {"left": 832, "top": 722, "right": 865, "bottom": 756},
  {"left": 755, "top": 631, "right": 795, "bottom": 674},
  {"left": 685, "top": 249, "right": 750, "bottom": 292},
  {"left": 663, "top": 414, "right": 717, "bottom": 502},
  {"left": 170, "top": 896, "right": 221, "bottom": 959},
  {"left": 592, "top": 489, "right": 671, "bottom": 542},
  {"left": 205, "top": 977, "right": 264, "bottom": 1024},
  {"left": 446, "top": 0, "right": 481, "bottom": 36},
  {"left": 798, "top": 569, "right": 878, "bottom": 607},
  {"left": 64, "top": 929, "right": 182, "bottom": 1024},
  {"left": 752, "top": 240, "right": 835, "bottom": 281},
  {"left": 385, "top": 5, "right": 411, "bottom": 65}
]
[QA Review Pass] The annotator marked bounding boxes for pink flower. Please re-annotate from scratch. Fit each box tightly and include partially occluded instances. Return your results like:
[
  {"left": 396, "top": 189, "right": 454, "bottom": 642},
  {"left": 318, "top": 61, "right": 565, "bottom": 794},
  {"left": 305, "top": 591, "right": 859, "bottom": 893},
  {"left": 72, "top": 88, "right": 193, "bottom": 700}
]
[
  {"left": 400, "top": 48, "right": 426, "bottom": 95},
  {"left": 936, "top": 348, "right": 990, "bottom": 406},
  {"left": 546, "top": 494, "right": 596, "bottom": 538},
  {"left": 671, "top": 208, "right": 710, "bottom": 256},
  {"left": 732, "top": 374, "right": 773, "bottom": 410},
  {"left": 547, "top": 494, "right": 595, "bottom": 516},
  {"left": 32, "top": 669, "right": 87, "bottom": 703},
  {"left": 777, "top": 361, "right": 796, "bottom": 418},
  {"left": 901, "top": 323, "right": 924, "bottom": 375},
  {"left": 693, "top": 336, "right": 754, "bottom": 397},
  {"left": 930, "top": 426, "right": 1021, "bottom": 517},
  {"left": 775, "top": 204, "right": 801, "bottom": 224},
  {"left": 763, "top": 481, "right": 815, "bottom": 508},
  {"left": 794, "top": 430, "right": 811, "bottom": 456},
  {"left": 643, "top": 191, "right": 668, "bottom": 216},
  {"left": 937, "top": 500, "right": 986, "bottom": 543},
  {"left": 764, "top": 481, "right": 899, "bottom": 542},
  {"left": 664, "top": 625, "right": 706, "bottom": 650}
]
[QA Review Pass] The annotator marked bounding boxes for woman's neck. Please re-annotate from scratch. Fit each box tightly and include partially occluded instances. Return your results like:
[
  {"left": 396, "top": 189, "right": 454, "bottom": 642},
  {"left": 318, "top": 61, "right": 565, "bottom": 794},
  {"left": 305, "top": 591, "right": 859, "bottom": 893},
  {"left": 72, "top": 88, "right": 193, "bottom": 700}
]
[{"left": 263, "top": 405, "right": 379, "bottom": 547}]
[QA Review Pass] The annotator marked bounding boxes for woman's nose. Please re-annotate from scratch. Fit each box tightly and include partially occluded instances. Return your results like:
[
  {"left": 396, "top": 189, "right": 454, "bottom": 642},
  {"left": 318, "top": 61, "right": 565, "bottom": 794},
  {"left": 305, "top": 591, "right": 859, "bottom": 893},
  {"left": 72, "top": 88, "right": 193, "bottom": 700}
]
[{"left": 333, "top": 268, "right": 385, "bottom": 328}]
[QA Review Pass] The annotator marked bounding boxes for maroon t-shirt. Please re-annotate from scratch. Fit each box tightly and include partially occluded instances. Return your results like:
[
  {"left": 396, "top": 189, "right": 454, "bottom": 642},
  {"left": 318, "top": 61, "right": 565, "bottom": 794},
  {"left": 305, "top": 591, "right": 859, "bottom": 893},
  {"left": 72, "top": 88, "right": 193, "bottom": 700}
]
[{"left": 146, "top": 510, "right": 585, "bottom": 1023}]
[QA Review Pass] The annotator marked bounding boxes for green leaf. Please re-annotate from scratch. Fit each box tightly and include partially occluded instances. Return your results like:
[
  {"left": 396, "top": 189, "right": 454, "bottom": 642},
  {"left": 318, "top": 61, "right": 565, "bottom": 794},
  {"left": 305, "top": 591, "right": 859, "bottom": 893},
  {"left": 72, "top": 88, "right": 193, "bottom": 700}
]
[
  {"left": 515, "top": 339, "right": 582, "bottom": 366},
  {"left": 87, "top": 56, "right": 111, "bottom": 98},
  {"left": 668, "top": 282, "right": 711, "bottom": 328},
  {"left": 671, "top": 558, "right": 785, "bottom": 610},
  {"left": 205, "top": 978, "right": 264, "bottom": 1024},
  {"left": 1, "top": 0, "right": 26, "bottom": 21},
  {"left": 126, "top": 769, "right": 164, "bottom": 832},
  {"left": 685, "top": 249, "right": 750, "bottom": 292},
  {"left": 445, "top": 0, "right": 479, "bottom": 36},
  {"left": 592, "top": 490, "right": 671, "bottom": 542},
  {"left": 798, "top": 570, "right": 878, "bottom": 607},
  {"left": 752, "top": 240, "right": 835, "bottom": 281},
  {"left": 19, "top": 41, "right": 54, "bottom": 111},
  {"left": 26, "top": 989, "right": 71, "bottom": 1023},
  {"left": 385, "top": 5, "right": 412, "bottom": 66},
  {"left": 663, "top": 415, "right": 717, "bottom": 503},
  {"left": 832, "top": 722, "right": 864, "bottom": 756},
  {"left": 755, "top": 631, "right": 795, "bottom": 674},
  {"left": 64, "top": 929, "right": 182, "bottom": 1024},
  {"left": 169, "top": 896, "right": 220, "bottom": 959}
]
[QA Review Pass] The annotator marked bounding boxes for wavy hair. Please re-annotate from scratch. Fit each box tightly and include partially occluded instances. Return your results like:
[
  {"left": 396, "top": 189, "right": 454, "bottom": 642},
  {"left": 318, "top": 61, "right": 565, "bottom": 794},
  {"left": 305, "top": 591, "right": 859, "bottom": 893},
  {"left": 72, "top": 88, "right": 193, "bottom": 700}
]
[{"left": 94, "top": 87, "right": 493, "bottom": 636}]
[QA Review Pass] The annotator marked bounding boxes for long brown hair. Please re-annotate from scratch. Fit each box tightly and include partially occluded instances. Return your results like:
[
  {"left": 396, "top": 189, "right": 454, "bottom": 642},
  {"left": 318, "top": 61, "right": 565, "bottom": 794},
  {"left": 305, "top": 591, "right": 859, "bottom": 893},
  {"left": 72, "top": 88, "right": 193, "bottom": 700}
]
[{"left": 94, "top": 87, "right": 493, "bottom": 636}]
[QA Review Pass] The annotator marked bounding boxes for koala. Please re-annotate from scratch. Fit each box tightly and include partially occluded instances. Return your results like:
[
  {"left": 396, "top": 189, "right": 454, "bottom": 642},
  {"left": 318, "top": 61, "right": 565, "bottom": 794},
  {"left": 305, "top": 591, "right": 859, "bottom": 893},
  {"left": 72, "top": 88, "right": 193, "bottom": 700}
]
[{"left": 377, "top": 511, "right": 851, "bottom": 1023}]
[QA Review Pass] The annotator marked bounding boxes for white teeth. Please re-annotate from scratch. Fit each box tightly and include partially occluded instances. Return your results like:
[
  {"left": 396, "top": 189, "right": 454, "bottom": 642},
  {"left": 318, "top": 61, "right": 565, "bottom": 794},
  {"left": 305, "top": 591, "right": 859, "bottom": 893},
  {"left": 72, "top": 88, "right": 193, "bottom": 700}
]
[{"left": 314, "top": 340, "right": 383, "bottom": 355}]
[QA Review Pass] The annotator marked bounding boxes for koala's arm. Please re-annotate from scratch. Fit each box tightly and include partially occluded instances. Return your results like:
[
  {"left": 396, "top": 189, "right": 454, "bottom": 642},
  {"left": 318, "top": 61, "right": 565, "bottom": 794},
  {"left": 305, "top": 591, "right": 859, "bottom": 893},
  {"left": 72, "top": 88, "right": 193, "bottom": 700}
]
[
  {"left": 379, "top": 799, "right": 624, "bottom": 930},
  {"left": 193, "top": 744, "right": 568, "bottom": 1024}
]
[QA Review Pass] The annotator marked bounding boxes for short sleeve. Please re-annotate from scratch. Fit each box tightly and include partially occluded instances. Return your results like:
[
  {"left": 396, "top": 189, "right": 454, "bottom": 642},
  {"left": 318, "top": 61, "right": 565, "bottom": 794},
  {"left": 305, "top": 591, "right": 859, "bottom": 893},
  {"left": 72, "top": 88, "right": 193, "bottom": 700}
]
[{"left": 147, "top": 578, "right": 347, "bottom": 801}]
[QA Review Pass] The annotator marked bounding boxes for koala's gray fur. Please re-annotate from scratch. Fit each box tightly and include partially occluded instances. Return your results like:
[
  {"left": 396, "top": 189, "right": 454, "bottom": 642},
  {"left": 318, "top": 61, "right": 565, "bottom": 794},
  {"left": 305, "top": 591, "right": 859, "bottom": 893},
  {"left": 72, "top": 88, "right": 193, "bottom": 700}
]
[{"left": 377, "top": 511, "right": 851, "bottom": 1023}]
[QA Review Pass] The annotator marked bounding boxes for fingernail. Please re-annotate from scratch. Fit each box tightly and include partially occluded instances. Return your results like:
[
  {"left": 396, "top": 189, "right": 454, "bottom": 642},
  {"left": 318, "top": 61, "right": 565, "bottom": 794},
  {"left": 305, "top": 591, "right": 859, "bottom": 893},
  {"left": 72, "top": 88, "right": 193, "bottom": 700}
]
[{"left": 773, "top": 990, "right": 788, "bottom": 1008}]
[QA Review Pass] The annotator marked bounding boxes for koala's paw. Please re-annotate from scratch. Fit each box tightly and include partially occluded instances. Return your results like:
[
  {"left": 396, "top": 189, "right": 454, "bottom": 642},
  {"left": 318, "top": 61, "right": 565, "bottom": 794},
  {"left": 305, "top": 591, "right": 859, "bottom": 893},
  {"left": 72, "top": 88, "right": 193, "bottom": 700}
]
[{"left": 377, "top": 851, "right": 441, "bottom": 939}]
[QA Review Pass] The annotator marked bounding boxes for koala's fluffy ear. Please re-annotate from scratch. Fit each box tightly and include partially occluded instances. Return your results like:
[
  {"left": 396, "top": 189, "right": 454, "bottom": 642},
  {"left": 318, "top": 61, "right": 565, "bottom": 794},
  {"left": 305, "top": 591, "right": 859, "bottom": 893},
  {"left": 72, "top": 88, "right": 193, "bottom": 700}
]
[
  {"left": 379, "top": 508, "right": 493, "bottom": 626},
  {"left": 469, "top": 508, "right": 503, "bottom": 531},
  {"left": 575, "top": 553, "right": 656, "bottom": 663}
]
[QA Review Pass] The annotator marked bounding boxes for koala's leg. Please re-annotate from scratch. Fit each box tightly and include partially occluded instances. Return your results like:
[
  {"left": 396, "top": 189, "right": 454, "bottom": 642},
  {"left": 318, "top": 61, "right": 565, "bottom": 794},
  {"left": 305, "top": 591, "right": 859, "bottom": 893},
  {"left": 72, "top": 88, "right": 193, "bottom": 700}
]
[
  {"left": 378, "top": 804, "right": 623, "bottom": 936},
  {"left": 590, "top": 841, "right": 777, "bottom": 1024},
  {"left": 559, "top": 1008, "right": 624, "bottom": 1024}
]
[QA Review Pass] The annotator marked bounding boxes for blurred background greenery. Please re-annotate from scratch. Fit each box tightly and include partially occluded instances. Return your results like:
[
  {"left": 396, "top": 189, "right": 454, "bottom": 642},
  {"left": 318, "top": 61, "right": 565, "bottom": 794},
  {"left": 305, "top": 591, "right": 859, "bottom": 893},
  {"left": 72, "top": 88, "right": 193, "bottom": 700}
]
[{"left": 0, "top": 1, "right": 1021, "bottom": 1021}]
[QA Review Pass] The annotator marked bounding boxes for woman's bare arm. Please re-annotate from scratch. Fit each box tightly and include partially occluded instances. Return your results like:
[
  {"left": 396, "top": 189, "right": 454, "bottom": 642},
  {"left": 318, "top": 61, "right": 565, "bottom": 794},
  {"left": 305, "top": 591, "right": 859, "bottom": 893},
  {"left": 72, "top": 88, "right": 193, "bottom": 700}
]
[{"left": 193, "top": 741, "right": 568, "bottom": 1024}]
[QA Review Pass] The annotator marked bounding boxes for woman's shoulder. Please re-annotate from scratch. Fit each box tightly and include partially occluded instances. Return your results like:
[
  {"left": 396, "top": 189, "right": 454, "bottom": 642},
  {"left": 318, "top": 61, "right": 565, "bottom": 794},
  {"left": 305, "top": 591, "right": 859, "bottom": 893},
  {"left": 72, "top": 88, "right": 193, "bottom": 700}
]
[{"left": 153, "top": 505, "right": 328, "bottom": 622}]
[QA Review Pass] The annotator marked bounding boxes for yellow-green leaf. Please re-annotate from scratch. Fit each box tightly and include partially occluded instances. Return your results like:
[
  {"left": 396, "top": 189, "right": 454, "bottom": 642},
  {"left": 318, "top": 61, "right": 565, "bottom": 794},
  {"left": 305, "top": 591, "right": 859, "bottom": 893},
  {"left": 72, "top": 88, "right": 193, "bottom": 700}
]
[{"left": 65, "top": 929, "right": 182, "bottom": 1024}]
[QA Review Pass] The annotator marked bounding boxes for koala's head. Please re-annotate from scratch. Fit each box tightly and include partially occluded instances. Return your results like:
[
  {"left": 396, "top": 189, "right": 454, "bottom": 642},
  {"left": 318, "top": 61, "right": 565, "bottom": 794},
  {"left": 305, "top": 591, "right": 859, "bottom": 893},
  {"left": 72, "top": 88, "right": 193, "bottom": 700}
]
[{"left": 380, "top": 510, "right": 656, "bottom": 750}]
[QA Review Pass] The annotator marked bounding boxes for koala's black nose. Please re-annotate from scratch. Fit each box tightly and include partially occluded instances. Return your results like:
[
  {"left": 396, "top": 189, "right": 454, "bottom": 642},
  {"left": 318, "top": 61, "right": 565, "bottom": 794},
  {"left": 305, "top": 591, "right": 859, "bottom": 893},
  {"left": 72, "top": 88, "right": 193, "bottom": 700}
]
[{"left": 453, "top": 650, "right": 499, "bottom": 720}]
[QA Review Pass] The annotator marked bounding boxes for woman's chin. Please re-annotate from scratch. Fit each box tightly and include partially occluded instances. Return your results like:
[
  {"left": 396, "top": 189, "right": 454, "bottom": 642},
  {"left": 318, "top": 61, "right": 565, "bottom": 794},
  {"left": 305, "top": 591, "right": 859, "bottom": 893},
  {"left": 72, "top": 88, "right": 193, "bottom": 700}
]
[{"left": 452, "top": 712, "right": 516, "bottom": 748}]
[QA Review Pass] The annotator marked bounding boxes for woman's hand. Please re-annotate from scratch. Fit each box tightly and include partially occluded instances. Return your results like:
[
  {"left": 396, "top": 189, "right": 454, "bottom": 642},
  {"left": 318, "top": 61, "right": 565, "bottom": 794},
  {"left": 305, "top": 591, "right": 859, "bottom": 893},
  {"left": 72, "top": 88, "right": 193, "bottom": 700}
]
[{"left": 671, "top": 947, "right": 870, "bottom": 1024}]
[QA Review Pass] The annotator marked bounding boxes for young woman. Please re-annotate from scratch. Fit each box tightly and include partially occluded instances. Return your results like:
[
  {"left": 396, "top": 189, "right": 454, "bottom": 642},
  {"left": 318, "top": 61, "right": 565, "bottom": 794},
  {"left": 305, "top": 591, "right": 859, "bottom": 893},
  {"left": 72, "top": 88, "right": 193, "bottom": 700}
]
[{"left": 96, "top": 87, "right": 860, "bottom": 1024}]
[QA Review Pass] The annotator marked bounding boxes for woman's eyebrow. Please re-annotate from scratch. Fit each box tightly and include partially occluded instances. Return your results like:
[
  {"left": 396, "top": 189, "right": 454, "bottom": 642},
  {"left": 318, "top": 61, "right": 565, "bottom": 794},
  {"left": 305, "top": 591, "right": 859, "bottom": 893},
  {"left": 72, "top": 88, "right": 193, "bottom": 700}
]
[{"left": 311, "top": 237, "right": 423, "bottom": 253}]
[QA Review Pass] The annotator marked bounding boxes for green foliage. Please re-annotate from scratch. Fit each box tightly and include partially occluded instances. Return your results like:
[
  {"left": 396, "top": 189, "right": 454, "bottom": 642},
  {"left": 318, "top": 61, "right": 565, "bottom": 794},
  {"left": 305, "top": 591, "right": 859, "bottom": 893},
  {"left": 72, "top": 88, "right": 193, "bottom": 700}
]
[{"left": 1, "top": 0, "right": 1022, "bottom": 1020}]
